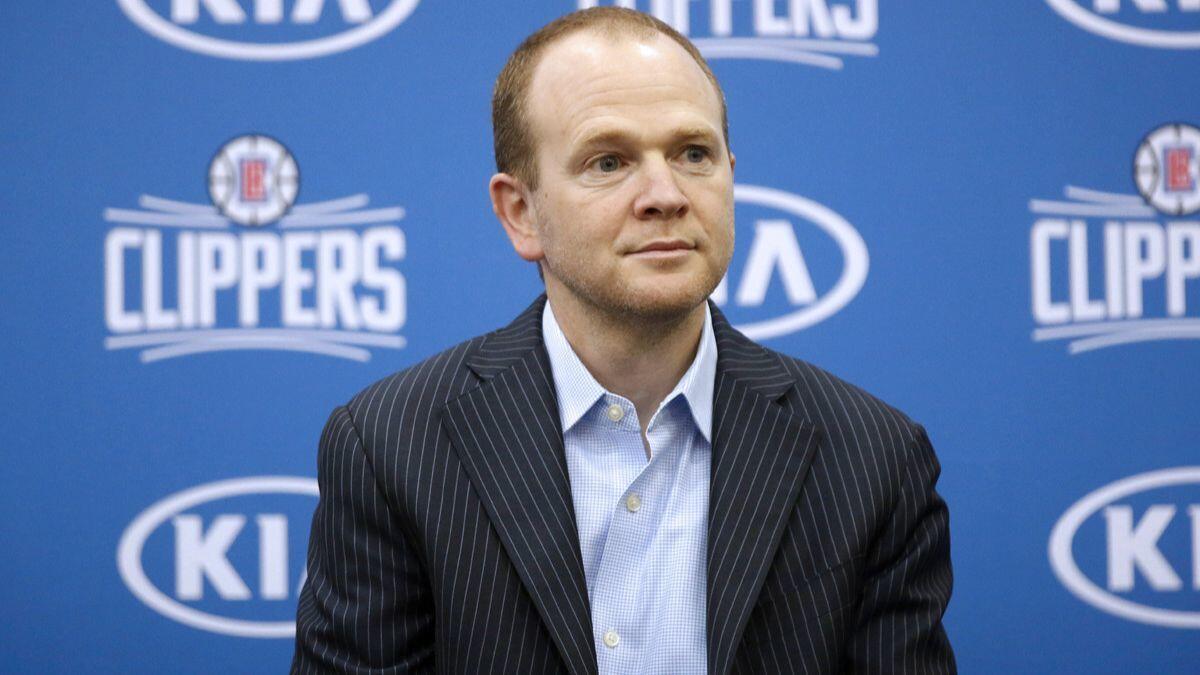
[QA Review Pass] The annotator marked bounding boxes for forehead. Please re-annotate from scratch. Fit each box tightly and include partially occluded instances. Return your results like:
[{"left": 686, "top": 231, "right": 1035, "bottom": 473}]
[{"left": 526, "top": 31, "right": 723, "bottom": 147}]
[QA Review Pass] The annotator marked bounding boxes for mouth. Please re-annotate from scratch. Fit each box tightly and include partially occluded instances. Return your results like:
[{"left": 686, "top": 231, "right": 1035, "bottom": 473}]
[{"left": 628, "top": 239, "right": 695, "bottom": 258}]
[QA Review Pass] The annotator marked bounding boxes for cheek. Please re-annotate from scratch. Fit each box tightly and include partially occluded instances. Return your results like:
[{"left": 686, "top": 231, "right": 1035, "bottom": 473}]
[
  {"left": 537, "top": 203, "right": 603, "bottom": 263},
  {"left": 537, "top": 183, "right": 637, "bottom": 255},
  {"left": 696, "top": 191, "right": 735, "bottom": 238},
  {"left": 555, "top": 203, "right": 622, "bottom": 245}
]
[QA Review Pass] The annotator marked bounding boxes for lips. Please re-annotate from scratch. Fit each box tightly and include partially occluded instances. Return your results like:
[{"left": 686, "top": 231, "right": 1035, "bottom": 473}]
[{"left": 630, "top": 239, "right": 694, "bottom": 254}]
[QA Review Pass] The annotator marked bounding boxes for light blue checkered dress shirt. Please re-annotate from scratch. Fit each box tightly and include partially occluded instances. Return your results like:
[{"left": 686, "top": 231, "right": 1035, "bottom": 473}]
[{"left": 542, "top": 301, "right": 715, "bottom": 675}]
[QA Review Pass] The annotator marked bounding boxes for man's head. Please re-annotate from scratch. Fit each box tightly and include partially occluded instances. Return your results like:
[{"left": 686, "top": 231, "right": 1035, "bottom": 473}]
[
  {"left": 492, "top": 7, "right": 729, "bottom": 191},
  {"left": 489, "top": 7, "right": 735, "bottom": 323}
]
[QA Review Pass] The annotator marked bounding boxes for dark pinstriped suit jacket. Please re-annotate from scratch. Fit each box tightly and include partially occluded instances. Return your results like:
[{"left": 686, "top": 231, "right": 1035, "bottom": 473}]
[{"left": 292, "top": 295, "right": 955, "bottom": 674}]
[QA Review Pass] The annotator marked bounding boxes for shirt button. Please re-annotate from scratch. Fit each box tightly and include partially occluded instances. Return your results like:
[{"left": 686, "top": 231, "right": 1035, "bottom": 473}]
[
  {"left": 603, "top": 629, "right": 620, "bottom": 648},
  {"left": 606, "top": 404, "right": 624, "bottom": 422},
  {"left": 625, "top": 493, "right": 641, "bottom": 512}
]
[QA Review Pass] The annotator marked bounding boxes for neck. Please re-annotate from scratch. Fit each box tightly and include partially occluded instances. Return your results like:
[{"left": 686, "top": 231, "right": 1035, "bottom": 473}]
[{"left": 545, "top": 285, "right": 706, "bottom": 433}]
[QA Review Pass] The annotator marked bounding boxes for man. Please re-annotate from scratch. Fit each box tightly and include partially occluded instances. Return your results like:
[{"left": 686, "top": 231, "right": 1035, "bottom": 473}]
[{"left": 293, "top": 7, "right": 954, "bottom": 675}]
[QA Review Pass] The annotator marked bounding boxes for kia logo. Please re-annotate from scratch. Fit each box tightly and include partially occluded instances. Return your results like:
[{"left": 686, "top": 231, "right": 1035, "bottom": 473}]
[
  {"left": 1048, "top": 466, "right": 1200, "bottom": 628},
  {"left": 117, "top": 0, "right": 421, "bottom": 60},
  {"left": 713, "top": 184, "right": 869, "bottom": 340},
  {"left": 1045, "top": 0, "right": 1200, "bottom": 49},
  {"left": 117, "top": 476, "right": 319, "bottom": 638}
]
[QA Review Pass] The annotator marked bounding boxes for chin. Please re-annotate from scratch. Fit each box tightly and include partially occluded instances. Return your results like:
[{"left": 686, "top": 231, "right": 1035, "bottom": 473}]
[
  {"left": 609, "top": 277, "right": 717, "bottom": 322},
  {"left": 550, "top": 263, "right": 722, "bottom": 323}
]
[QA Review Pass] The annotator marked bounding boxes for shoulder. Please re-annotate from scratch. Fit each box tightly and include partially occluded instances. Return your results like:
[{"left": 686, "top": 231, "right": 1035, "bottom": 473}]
[
  {"left": 338, "top": 331, "right": 490, "bottom": 449},
  {"left": 753, "top": 346, "right": 940, "bottom": 519},
  {"left": 335, "top": 295, "right": 547, "bottom": 453},
  {"left": 758, "top": 344, "right": 927, "bottom": 452}
]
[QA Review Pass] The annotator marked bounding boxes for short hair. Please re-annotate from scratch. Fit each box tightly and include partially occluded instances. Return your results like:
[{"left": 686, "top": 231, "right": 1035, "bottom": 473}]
[{"left": 492, "top": 6, "right": 729, "bottom": 190}]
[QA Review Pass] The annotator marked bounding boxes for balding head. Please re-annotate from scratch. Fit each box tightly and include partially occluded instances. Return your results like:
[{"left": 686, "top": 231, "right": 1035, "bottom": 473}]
[{"left": 492, "top": 6, "right": 728, "bottom": 190}]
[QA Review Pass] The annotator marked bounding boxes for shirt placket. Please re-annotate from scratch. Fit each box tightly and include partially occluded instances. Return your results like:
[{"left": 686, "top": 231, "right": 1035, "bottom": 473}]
[{"left": 590, "top": 396, "right": 674, "bottom": 674}]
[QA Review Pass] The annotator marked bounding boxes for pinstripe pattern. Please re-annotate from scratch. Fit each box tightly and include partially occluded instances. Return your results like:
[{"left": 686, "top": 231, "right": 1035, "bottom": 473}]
[{"left": 293, "top": 294, "right": 955, "bottom": 674}]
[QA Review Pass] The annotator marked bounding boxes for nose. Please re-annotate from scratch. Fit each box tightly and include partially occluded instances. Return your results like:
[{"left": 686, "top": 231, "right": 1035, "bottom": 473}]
[{"left": 632, "top": 156, "right": 689, "bottom": 221}]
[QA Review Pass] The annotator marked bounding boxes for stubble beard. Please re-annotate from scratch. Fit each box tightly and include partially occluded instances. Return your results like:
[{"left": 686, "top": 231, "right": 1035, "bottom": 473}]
[{"left": 540, "top": 230, "right": 732, "bottom": 331}]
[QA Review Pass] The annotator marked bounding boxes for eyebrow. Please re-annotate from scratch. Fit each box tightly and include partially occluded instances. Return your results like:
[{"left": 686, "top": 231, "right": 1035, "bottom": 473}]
[
  {"left": 572, "top": 125, "right": 722, "bottom": 154},
  {"left": 671, "top": 126, "right": 722, "bottom": 145}
]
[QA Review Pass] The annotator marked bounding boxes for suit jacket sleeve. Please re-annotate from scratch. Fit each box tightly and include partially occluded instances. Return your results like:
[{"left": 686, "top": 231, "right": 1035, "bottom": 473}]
[
  {"left": 844, "top": 424, "right": 956, "bottom": 673},
  {"left": 292, "top": 405, "right": 435, "bottom": 674}
]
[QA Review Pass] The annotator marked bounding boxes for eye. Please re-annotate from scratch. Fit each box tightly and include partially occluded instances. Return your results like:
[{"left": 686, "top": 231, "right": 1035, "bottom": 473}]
[
  {"left": 592, "top": 155, "right": 622, "bottom": 173},
  {"left": 683, "top": 146, "right": 710, "bottom": 163}
]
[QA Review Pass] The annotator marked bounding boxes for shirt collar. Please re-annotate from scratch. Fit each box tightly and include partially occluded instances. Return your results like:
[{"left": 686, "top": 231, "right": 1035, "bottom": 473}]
[{"left": 542, "top": 299, "right": 717, "bottom": 442}]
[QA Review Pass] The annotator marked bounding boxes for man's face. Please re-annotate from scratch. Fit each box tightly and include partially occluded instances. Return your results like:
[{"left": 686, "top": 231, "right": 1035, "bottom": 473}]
[{"left": 521, "top": 31, "right": 734, "bottom": 322}]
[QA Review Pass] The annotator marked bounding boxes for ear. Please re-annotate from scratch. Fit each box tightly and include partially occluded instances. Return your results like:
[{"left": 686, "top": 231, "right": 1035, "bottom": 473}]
[
  {"left": 728, "top": 151, "right": 736, "bottom": 173},
  {"left": 489, "top": 172, "right": 544, "bottom": 263}
]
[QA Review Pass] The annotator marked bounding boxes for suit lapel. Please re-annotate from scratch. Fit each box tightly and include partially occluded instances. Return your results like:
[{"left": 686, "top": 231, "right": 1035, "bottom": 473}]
[
  {"left": 706, "top": 306, "right": 823, "bottom": 675},
  {"left": 441, "top": 296, "right": 598, "bottom": 675}
]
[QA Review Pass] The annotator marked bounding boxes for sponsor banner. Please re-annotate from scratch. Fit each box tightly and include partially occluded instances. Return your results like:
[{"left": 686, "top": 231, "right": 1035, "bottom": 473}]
[
  {"left": 102, "top": 134, "right": 408, "bottom": 363},
  {"left": 117, "top": 476, "right": 319, "bottom": 638},
  {"left": 1029, "top": 124, "right": 1200, "bottom": 354},
  {"left": 6, "top": 0, "right": 1200, "bottom": 671},
  {"left": 1045, "top": 0, "right": 1200, "bottom": 49},
  {"left": 1049, "top": 466, "right": 1200, "bottom": 628},
  {"left": 577, "top": 0, "right": 878, "bottom": 69},
  {"left": 117, "top": 0, "right": 421, "bottom": 60},
  {"left": 718, "top": 184, "right": 868, "bottom": 340}
]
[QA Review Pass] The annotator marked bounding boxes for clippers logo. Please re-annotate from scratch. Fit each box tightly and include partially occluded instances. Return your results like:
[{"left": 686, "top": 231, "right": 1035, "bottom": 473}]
[
  {"left": 1028, "top": 125, "right": 1200, "bottom": 354},
  {"left": 117, "top": 0, "right": 421, "bottom": 60},
  {"left": 1135, "top": 124, "right": 1200, "bottom": 216},
  {"left": 117, "top": 476, "right": 318, "bottom": 637},
  {"left": 1045, "top": 0, "right": 1200, "bottom": 49},
  {"left": 577, "top": 0, "right": 878, "bottom": 70},
  {"left": 210, "top": 135, "right": 299, "bottom": 226},
  {"left": 1048, "top": 467, "right": 1200, "bottom": 628},
  {"left": 713, "top": 185, "right": 868, "bottom": 340},
  {"left": 102, "top": 134, "right": 407, "bottom": 363}
]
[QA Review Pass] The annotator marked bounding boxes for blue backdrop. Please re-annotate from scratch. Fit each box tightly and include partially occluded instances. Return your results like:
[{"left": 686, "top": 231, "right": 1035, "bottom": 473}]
[{"left": 3, "top": 1, "right": 1199, "bottom": 672}]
